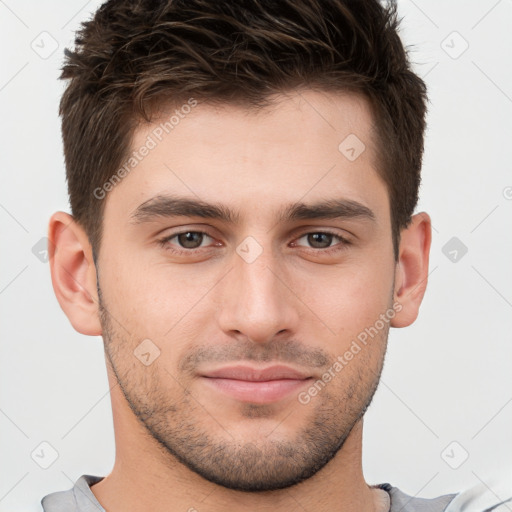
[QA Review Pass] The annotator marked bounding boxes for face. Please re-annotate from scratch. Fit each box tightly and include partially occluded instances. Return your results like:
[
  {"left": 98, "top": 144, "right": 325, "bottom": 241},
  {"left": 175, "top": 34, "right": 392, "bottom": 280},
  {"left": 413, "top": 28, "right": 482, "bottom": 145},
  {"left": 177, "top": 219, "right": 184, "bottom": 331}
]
[{"left": 97, "top": 90, "right": 397, "bottom": 491}]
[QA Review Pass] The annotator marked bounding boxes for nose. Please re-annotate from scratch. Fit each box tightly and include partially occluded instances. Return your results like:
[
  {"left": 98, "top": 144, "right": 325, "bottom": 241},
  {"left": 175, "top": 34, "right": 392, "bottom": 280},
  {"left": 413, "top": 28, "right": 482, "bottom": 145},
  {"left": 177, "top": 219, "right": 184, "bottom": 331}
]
[{"left": 217, "top": 244, "right": 300, "bottom": 345}]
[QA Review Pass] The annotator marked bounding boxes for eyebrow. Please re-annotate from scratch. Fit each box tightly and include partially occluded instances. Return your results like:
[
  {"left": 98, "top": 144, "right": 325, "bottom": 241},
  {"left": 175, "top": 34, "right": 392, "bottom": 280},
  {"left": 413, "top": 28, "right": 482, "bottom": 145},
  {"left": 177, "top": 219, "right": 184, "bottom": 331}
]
[{"left": 129, "top": 194, "right": 375, "bottom": 225}]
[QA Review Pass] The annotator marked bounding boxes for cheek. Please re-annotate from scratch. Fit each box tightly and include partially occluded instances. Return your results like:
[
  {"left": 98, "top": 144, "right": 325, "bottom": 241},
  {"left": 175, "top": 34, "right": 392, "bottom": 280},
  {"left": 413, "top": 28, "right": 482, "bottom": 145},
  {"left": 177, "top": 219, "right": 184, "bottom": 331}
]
[
  {"left": 291, "top": 261, "right": 394, "bottom": 345},
  {"left": 99, "top": 250, "right": 223, "bottom": 339}
]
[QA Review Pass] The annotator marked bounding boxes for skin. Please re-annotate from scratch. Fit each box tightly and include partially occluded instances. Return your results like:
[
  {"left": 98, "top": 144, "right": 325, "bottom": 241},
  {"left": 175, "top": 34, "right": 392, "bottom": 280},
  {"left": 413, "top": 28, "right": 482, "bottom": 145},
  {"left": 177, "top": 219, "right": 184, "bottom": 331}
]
[{"left": 49, "top": 89, "right": 431, "bottom": 512}]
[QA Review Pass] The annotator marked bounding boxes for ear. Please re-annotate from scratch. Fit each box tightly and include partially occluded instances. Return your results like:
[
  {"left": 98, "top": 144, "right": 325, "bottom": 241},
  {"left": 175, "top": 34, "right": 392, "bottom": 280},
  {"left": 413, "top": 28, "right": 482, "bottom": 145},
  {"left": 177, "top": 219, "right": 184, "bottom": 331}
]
[
  {"left": 391, "top": 212, "right": 432, "bottom": 328},
  {"left": 48, "top": 211, "right": 102, "bottom": 336}
]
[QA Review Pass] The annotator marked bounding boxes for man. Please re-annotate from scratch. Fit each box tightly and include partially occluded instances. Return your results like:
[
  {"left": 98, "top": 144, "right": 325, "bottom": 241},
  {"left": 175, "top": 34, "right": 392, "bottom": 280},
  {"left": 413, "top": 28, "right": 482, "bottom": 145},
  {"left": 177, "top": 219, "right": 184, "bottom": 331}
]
[{"left": 43, "top": 0, "right": 456, "bottom": 510}]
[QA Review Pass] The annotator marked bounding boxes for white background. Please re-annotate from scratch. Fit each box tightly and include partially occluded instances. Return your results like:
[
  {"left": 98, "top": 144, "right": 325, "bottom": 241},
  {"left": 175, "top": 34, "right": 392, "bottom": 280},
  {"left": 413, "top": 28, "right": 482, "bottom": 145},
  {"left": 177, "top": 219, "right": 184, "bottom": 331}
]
[{"left": 0, "top": 1, "right": 511, "bottom": 510}]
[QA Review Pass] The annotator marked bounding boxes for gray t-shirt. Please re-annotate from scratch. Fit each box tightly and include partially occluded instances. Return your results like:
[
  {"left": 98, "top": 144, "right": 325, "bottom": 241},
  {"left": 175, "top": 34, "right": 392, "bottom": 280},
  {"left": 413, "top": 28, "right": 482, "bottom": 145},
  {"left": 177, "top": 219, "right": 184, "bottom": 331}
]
[{"left": 41, "top": 474, "right": 457, "bottom": 511}]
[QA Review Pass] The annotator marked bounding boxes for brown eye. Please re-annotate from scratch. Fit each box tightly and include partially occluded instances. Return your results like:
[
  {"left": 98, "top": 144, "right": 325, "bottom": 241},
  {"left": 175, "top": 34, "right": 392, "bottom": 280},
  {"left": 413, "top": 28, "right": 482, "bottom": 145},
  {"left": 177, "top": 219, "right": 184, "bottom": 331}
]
[
  {"left": 176, "top": 232, "right": 205, "bottom": 249},
  {"left": 295, "top": 231, "right": 347, "bottom": 250},
  {"left": 306, "top": 233, "right": 335, "bottom": 249},
  {"left": 159, "top": 231, "right": 215, "bottom": 252},
  {"left": 291, "top": 230, "right": 352, "bottom": 257}
]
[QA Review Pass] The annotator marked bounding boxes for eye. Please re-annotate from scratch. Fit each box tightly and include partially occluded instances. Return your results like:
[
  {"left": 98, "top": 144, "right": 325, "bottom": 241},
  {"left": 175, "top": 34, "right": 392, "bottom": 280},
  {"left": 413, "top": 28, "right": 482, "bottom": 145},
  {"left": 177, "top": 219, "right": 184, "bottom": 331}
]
[
  {"left": 158, "top": 230, "right": 215, "bottom": 252},
  {"left": 293, "top": 231, "right": 350, "bottom": 252},
  {"left": 157, "top": 229, "right": 351, "bottom": 257}
]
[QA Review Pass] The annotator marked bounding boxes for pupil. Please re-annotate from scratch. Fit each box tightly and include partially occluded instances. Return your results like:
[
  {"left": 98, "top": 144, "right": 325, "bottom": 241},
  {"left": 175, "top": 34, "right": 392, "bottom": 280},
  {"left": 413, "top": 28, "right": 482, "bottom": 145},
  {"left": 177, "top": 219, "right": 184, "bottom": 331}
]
[{"left": 179, "top": 232, "right": 202, "bottom": 248}]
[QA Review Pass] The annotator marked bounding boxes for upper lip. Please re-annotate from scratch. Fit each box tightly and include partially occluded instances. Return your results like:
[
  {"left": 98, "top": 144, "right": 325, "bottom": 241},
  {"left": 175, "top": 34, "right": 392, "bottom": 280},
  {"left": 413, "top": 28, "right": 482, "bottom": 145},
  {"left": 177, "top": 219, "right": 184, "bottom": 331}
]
[{"left": 200, "top": 365, "right": 311, "bottom": 381}]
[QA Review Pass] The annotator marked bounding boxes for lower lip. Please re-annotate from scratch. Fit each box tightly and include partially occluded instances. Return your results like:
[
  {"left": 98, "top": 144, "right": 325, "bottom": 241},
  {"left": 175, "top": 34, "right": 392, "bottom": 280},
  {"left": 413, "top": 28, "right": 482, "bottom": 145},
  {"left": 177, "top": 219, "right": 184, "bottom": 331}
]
[{"left": 201, "top": 377, "right": 311, "bottom": 404}]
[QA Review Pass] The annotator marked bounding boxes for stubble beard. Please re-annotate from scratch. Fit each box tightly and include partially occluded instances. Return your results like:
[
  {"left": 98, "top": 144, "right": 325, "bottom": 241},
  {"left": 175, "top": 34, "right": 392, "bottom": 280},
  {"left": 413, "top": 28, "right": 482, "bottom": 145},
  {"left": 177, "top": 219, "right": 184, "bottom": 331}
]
[{"left": 98, "top": 287, "right": 389, "bottom": 492}]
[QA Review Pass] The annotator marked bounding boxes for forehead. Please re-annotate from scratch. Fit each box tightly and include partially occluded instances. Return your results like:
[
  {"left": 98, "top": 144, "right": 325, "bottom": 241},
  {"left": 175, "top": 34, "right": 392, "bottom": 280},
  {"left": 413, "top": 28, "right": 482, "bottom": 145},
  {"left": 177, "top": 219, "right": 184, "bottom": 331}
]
[{"left": 104, "top": 89, "right": 389, "bottom": 226}]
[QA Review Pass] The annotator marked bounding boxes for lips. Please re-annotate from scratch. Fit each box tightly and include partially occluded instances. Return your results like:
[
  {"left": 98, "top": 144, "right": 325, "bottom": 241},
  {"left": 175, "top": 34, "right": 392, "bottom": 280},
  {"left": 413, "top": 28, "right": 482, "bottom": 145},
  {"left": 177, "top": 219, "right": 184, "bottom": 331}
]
[
  {"left": 201, "top": 365, "right": 310, "bottom": 381},
  {"left": 200, "top": 365, "right": 312, "bottom": 403}
]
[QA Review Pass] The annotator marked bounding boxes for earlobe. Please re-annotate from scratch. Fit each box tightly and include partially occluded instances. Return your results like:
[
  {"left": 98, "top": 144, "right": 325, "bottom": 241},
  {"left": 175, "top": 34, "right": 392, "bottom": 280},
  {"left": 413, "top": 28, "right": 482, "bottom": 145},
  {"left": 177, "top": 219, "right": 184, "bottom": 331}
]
[
  {"left": 391, "top": 212, "right": 432, "bottom": 328},
  {"left": 48, "top": 211, "right": 102, "bottom": 336}
]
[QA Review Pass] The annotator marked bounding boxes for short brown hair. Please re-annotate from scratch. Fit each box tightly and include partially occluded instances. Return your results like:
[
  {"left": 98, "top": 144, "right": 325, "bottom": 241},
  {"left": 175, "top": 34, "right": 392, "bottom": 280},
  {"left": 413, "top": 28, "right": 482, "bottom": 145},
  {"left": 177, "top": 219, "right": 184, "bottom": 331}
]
[{"left": 59, "top": 0, "right": 428, "bottom": 258}]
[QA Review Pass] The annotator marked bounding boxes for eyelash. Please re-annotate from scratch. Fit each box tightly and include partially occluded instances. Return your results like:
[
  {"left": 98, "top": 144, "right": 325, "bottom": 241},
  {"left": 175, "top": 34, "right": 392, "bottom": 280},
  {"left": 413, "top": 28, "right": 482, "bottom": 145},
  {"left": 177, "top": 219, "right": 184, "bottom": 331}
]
[{"left": 157, "top": 229, "right": 351, "bottom": 256}]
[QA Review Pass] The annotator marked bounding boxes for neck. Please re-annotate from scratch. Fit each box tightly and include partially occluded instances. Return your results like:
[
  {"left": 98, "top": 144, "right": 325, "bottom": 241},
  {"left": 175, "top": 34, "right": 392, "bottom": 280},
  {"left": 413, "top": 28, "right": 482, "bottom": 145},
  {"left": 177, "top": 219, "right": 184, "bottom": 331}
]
[{"left": 91, "top": 370, "right": 378, "bottom": 512}]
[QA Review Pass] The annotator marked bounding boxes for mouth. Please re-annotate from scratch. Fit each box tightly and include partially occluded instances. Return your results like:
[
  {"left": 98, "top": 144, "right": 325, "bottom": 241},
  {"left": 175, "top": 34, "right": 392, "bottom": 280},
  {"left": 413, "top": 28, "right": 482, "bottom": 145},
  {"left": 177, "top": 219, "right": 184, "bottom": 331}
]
[{"left": 199, "top": 365, "right": 313, "bottom": 404}]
